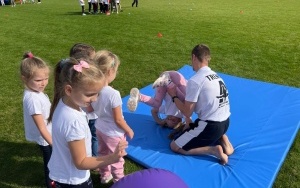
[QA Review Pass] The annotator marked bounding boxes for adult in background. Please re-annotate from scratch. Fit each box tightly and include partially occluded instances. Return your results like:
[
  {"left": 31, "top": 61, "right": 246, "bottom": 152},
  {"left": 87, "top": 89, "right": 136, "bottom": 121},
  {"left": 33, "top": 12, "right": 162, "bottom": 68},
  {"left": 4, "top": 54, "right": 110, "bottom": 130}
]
[
  {"left": 131, "top": 0, "right": 138, "bottom": 7},
  {"left": 167, "top": 44, "right": 234, "bottom": 165}
]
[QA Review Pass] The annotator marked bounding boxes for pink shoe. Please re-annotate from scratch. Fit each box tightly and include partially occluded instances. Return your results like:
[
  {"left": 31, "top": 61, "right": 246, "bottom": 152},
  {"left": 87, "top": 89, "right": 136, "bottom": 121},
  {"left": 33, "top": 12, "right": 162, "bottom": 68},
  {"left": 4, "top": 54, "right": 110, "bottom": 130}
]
[{"left": 152, "top": 72, "right": 171, "bottom": 88}]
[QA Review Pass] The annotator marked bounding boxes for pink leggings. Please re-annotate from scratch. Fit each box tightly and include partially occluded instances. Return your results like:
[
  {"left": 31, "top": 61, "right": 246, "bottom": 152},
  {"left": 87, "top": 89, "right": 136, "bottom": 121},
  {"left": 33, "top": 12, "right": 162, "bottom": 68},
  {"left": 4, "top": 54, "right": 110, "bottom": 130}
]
[
  {"left": 96, "top": 130, "right": 125, "bottom": 181},
  {"left": 140, "top": 71, "right": 186, "bottom": 109}
]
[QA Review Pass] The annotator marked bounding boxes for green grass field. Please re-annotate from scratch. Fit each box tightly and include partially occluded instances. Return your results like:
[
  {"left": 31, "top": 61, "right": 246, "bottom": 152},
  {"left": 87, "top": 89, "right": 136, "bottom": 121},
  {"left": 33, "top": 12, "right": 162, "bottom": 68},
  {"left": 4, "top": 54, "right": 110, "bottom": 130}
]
[{"left": 0, "top": 0, "right": 299, "bottom": 187}]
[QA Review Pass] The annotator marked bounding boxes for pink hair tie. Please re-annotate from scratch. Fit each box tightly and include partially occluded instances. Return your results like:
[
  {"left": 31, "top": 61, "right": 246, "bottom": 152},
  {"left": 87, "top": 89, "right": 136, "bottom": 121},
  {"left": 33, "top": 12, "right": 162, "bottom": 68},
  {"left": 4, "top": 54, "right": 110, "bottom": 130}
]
[
  {"left": 73, "top": 60, "right": 90, "bottom": 72},
  {"left": 28, "top": 52, "right": 34, "bottom": 58}
]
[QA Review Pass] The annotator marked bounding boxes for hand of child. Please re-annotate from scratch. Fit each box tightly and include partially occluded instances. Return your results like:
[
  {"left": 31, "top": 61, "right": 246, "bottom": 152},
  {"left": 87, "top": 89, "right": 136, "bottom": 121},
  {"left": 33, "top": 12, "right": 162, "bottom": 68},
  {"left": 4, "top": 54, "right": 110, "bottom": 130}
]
[
  {"left": 112, "top": 140, "right": 128, "bottom": 162},
  {"left": 158, "top": 119, "right": 167, "bottom": 127},
  {"left": 126, "top": 129, "right": 134, "bottom": 140}
]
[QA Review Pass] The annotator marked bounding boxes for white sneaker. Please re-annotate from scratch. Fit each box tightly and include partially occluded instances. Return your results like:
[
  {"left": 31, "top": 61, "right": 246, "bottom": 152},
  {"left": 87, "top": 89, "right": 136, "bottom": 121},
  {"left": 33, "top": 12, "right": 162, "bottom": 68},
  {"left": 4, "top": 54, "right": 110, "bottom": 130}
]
[
  {"left": 127, "top": 88, "right": 140, "bottom": 112},
  {"left": 152, "top": 72, "right": 171, "bottom": 88},
  {"left": 101, "top": 174, "right": 113, "bottom": 184},
  {"left": 82, "top": 13, "right": 86, "bottom": 16}
]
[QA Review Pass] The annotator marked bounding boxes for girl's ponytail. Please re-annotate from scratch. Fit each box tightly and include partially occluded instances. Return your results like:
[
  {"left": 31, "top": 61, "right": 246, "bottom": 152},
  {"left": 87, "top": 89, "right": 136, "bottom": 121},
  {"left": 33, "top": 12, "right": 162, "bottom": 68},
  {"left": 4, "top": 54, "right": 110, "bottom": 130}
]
[{"left": 48, "top": 59, "right": 66, "bottom": 123}]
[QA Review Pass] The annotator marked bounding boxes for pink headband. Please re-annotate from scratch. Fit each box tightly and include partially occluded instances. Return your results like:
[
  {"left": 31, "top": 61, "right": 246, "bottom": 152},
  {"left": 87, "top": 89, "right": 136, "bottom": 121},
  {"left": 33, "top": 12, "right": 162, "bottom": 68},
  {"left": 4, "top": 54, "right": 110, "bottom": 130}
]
[{"left": 73, "top": 60, "right": 90, "bottom": 72}]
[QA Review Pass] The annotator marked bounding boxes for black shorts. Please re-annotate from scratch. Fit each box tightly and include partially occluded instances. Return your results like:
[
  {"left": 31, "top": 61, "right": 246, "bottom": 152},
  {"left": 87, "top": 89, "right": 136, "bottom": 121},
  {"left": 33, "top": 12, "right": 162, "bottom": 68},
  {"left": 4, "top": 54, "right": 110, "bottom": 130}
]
[{"left": 174, "top": 118, "right": 229, "bottom": 151}]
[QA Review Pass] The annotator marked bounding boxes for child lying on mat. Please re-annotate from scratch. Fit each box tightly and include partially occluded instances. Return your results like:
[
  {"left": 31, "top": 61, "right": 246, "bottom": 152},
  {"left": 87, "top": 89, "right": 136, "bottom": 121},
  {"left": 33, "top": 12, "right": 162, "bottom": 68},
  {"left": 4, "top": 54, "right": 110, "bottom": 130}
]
[{"left": 127, "top": 71, "right": 188, "bottom": 129}]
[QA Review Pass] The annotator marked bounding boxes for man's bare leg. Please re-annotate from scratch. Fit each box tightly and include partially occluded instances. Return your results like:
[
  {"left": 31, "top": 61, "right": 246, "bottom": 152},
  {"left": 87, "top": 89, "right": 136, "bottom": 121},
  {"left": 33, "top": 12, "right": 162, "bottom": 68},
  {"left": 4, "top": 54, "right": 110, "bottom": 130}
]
[
  {"left": 219, "top": 134, "right": 234, "bottom": 155},
  {"left": 170, "top": 141, "right": 228, "bottom": 165}
]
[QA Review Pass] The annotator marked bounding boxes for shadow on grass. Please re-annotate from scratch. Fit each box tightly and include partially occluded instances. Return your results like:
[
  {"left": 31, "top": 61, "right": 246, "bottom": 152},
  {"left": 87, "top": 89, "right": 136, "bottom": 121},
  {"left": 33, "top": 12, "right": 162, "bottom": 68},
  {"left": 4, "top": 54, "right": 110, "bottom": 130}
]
[
  {"left": 63, "top": 7, "right": 130, "bottom": 16},
  {"left": 0, "top": 141, "right": 144, "bottom": 188},
  {"left": 0, "top": 140, "right": 45, "bottom": 188},
  {"left": 64, "top": 11, "right": 84, "bottom": 16},
  {"left": 63, "top": 12, "right": 108, "bottom": 16}
]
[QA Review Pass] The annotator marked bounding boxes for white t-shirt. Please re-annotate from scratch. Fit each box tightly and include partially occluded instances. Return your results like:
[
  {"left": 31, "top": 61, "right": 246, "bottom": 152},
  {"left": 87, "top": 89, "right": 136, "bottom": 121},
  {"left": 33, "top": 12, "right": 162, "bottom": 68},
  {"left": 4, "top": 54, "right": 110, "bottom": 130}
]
[
  {"left": 186, "top": 66, "right": 230, "bottom": 121},
  {"left": 159, "top": 94, "right": 183, "bottom": 118},
  {"left": 48, "top": 99, "right": 91, "bottom": 185},
  {"left": 82, "top": 107, "right": 98, "bottom": 120},
  {"left": 92, "top": 86, "right": 125, "bottom": 137},
  {"left": 86, "top": 112, "right": 98, "bottom": 120},
  {"left": 23, "top": 89, "right": 52, "bottom": 146},
  {"left": 78, "top": 0, "right": 85, "bottom": 6}
]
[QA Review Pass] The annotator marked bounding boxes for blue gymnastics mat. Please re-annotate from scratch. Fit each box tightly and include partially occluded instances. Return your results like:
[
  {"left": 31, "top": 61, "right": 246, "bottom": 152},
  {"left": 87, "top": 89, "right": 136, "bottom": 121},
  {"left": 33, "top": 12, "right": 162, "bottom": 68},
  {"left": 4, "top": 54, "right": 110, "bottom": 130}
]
[{"left": 121, "top": 65, "right": 300, "bottom": 188}]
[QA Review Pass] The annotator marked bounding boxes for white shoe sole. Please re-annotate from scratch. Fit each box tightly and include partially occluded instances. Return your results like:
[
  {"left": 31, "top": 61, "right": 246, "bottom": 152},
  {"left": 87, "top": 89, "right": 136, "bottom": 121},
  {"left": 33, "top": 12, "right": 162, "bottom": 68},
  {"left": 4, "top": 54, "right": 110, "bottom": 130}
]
[
  {"left": 101, "top": 174, "right": 113, "bottom": 184},
  {"left": 152, "top": 72, "right": 171, "bottom": 88},
  {"left": 127, "top": 88, "right": 139, "bottom": 112}
]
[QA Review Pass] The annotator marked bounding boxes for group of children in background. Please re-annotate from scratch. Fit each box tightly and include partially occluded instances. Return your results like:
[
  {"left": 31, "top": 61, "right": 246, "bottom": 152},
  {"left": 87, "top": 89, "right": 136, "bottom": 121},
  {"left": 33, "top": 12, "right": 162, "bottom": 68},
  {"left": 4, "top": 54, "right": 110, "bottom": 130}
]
[
  {"left": 79, "top": 0, "right": 122, "bottom": 16},
  {"left": 1, "top": 0, "right": 41, "bottom": 7}
]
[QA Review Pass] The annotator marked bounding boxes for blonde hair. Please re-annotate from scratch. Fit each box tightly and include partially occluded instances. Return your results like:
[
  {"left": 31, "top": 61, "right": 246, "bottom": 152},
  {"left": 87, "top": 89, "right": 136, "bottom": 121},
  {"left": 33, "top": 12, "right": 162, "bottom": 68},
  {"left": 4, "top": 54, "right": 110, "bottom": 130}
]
[
  {"left": 20, "top": 52, "right": 49, "bottom": 81},
  {"left": 166, "top": 115, "right": 182, "bottom": 128},
  {"left": 93, "top": 50, "right": 120, "bottom": 74},
  {"left": 48, "top": 57, "right": 105, "bottom": 123}
]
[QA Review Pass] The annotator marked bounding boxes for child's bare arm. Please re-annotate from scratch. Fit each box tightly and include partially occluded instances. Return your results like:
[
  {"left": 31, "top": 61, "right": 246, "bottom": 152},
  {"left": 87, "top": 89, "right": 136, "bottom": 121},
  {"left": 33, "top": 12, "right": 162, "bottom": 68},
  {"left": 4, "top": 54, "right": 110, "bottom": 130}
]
[
  {"left": 69, "top": 139, "right": 128, "bottom": 170},
  {"left": 112, "top": 106, "right": 134, "bottom": 139},
  {"left": 151, "top": 108, "right": 166, "bottom": 126},
  {"left": 32, "top": 114, "right": 52, "bottom": 145}
]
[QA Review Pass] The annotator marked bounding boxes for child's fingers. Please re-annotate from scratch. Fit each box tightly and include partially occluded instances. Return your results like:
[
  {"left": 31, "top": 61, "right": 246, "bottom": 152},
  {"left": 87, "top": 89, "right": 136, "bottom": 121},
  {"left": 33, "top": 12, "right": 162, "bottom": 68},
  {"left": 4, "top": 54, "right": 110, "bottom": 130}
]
[{"left": 118, "top": 140, "right": 128, "bottom": 148}]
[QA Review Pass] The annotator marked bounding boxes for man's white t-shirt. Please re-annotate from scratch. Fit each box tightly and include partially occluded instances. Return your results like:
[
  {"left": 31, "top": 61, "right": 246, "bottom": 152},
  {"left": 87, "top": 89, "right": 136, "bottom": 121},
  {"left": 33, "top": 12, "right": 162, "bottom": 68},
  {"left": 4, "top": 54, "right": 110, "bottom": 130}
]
[
  {"left": 23, "top": 89, "right": 52, "bottom": 146},
  {"left": 48, "top": 99, "right": 91, "bottom": 185},
  {"left": 185, "top": 66, "right": 230, "bottom": 121}
]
